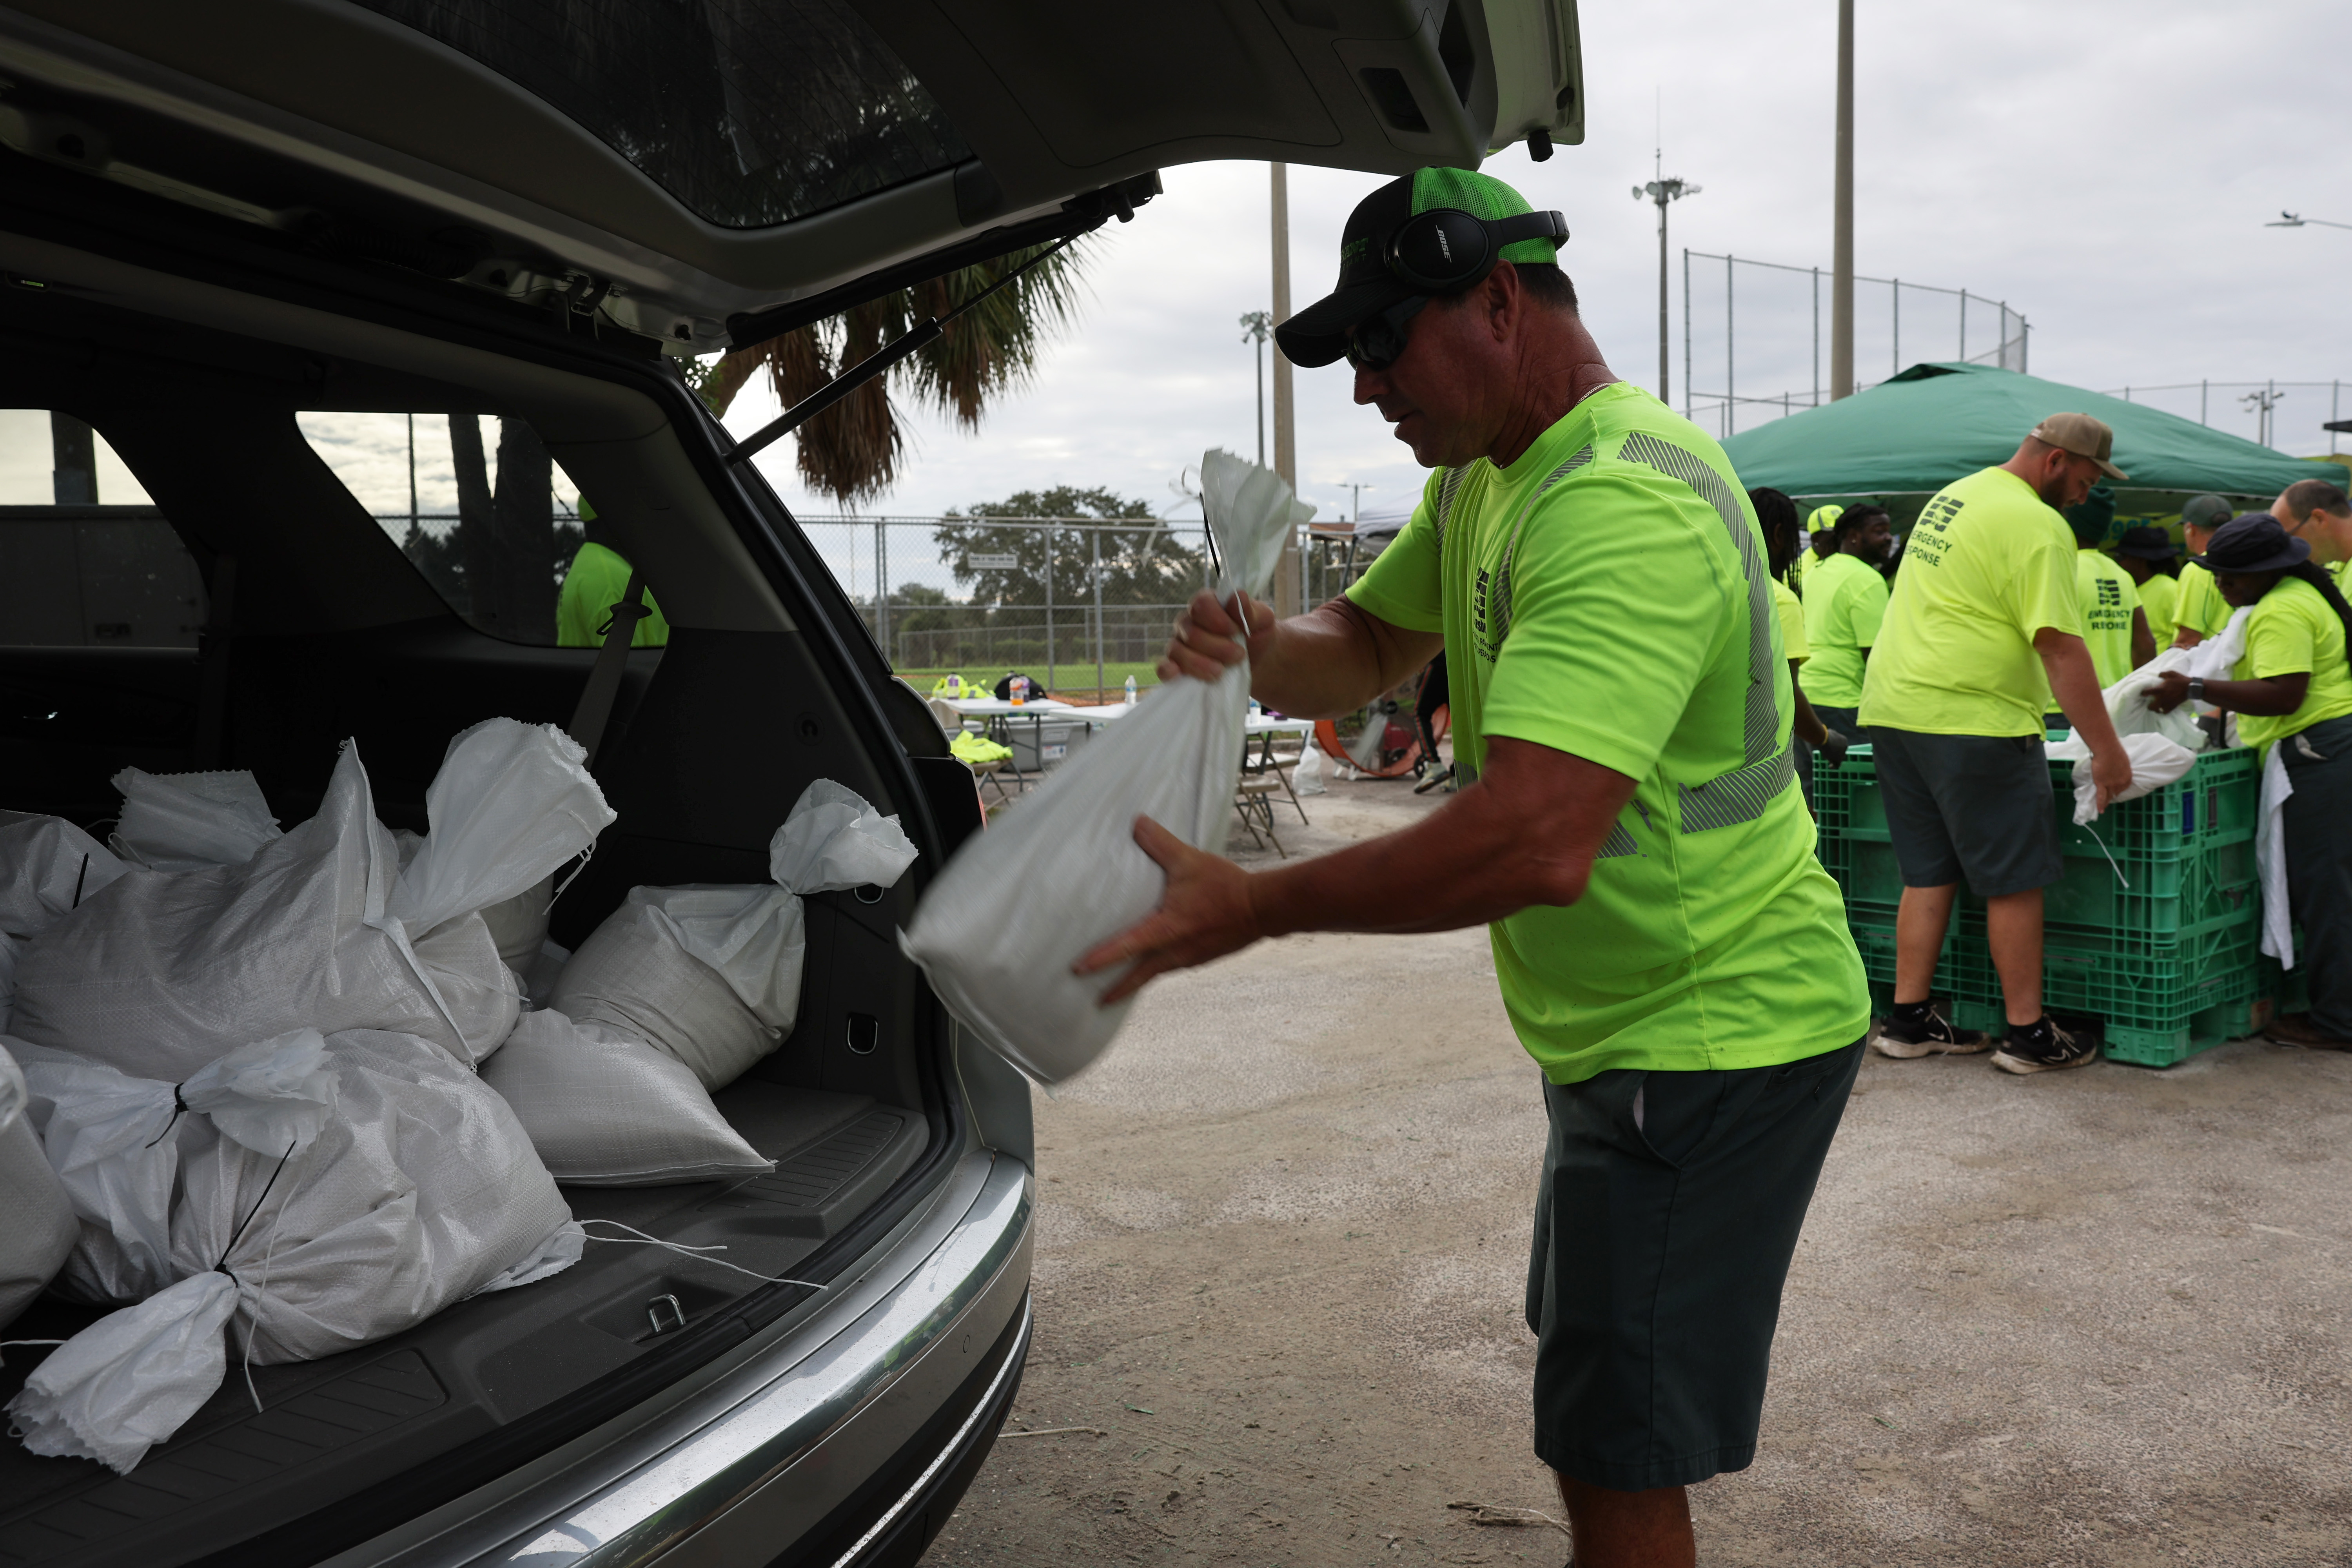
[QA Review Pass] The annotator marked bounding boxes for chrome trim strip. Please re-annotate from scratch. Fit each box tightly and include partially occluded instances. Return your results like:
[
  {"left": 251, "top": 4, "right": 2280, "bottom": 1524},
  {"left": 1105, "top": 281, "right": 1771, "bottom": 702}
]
[
  {"left": 823, "top": 1295, "right": 1031, "bottom": 1568},
  {"left": 472, "top": 1156, "right": 1031, "bottom": 1566}
]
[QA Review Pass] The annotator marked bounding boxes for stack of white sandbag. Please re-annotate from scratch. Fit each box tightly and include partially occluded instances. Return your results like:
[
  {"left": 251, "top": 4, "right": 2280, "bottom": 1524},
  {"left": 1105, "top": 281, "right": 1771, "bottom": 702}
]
[
  {"left": 902, "top": 450, "right": 1311, "bottom": 1083},
  {"left": 0, "top": 1041, "right": 76, "bottom": 1332},
  {"left": 5, "top": 1027, "right": 575, "bottom": 1473},
  {"left": 9, "top": 719, "right": 616, "bottom": 1075},
  {"left": 490, "top": 780, "right": 917, "bottom": 1185}
]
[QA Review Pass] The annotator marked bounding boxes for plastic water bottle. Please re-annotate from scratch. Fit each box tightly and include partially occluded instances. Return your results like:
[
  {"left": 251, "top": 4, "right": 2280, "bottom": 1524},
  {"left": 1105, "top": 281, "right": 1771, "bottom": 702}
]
[{"left": 1124, "top": 675, "right": 1137, "bottom": 705}]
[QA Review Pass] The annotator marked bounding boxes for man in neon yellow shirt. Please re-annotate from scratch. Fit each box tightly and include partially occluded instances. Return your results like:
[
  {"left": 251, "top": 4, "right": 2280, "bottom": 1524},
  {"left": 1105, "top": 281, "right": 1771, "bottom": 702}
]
[
  {"left": 2169, "top": 494, "right": 2236, "bottom": 648},
  {"left": 1076, "top": 168, "right": 1867, "bottom": 1568},
  {"left": 1801, "top": 504, "right": 1893, "bottom": 739},
  {"left": 2274, "top": 477, "right": 2352, "bottom": 595},
  {"left": 557, "top": 502, "right": 670, "bottom": 648},
  {"left": 1857, "top": 414, "right": 2133, "bottom": 1074},
  {"left": 2149, "top": 514, "right": 2352, "bottom": 1048},
  {"left": 2111, "top": 527, "right": 2181, "bottom": 646}
]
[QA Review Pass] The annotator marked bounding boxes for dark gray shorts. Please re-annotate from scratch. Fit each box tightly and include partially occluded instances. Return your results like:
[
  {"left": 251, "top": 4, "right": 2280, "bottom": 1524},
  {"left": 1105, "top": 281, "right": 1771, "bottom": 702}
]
[
  {"left": 1525, "top": 1040, "right": 1863, "bottom": 1491},
  {"left": 1869, "top": 727, "right": 2063, "bottom": 898}
]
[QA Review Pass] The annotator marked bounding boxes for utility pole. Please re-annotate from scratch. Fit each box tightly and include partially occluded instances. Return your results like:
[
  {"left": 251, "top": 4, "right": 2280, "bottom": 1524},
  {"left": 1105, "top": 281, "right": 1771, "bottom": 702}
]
[
  {"left": 1270, "top": 163, "right": 1301, "bottom": 617},
  {"left": 1830, "top": 0, "right": 1855, "bottom": 399},
  {"left": 2242, "top": 385, "right": 2283, "bottom": 449},
  {"left": 1240, "top": 311, "right": 1272, "bottom": 467},
  {"left": 1632, "top": 151, "right": 1699, "bottom": 405}
]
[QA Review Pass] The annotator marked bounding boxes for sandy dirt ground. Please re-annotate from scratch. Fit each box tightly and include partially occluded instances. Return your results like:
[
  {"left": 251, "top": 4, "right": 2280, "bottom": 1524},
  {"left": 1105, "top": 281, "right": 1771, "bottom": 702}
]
[{"left": 926, "top": 770, "right": 2352, "bottom": 1568}]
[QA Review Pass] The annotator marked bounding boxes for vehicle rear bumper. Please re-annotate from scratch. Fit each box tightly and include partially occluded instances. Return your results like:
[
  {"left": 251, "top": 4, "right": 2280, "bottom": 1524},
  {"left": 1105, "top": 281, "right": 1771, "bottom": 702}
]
[{"left": 351, "top": 1151, "right": 1032, "bottom": 1568}]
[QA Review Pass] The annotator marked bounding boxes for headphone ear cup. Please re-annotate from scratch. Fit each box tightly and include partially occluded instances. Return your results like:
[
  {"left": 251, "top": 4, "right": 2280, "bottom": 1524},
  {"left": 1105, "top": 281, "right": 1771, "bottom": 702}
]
[{"left": 1389, "top": 209, "right": 1492, "bottom": 292}]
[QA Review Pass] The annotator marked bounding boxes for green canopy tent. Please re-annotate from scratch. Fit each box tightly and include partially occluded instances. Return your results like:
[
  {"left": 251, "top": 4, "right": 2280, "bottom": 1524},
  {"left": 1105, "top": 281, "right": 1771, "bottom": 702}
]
[{"left": 1719, "top": 362, "right": 2350, "bottom": 534}]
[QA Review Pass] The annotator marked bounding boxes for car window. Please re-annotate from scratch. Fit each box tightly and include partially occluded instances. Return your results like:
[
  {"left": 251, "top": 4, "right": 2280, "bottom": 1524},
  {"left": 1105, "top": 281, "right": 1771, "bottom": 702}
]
[
  {"left": 351, "top": 0, "right": 973, "bottom": 230},
  {"left": 297, "top": 411, "right": 648, "bottom": 648},
  {"left": 0, "top": 409, "right": 200, "bottom": 649}
]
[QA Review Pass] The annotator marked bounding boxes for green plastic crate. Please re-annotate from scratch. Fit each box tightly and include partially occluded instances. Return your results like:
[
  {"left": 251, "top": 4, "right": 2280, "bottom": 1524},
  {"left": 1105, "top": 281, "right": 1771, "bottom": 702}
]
[{"left": 1950, "top": 993, "right": 2269, "bottom": 1069}]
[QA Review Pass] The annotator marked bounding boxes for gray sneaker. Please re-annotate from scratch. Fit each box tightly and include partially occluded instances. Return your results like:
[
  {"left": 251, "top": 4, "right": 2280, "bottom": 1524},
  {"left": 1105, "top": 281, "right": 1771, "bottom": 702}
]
[
  {"left": 1991, "top": 1018, "right": 2099, "bottom": 1074},
  {"left": 1871, "top": 1009, "right": 1991, "bottom": 1058}
]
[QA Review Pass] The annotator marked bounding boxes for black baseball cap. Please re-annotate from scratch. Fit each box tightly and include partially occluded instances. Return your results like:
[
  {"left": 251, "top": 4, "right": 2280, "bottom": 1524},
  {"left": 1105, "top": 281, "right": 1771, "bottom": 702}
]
[
  {"left": 2113, "top": 525, "right": 2180, "bottom": 561},
  {"left": 2191, "top": 513, "right": 2311, "bottom": 574},
  {"left": 1276, "top": 168, "right": 1565, "bottom": 369}
]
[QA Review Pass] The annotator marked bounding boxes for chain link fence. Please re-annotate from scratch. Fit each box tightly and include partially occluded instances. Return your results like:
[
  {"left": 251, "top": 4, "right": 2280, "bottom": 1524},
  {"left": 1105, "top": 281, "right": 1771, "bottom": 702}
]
[
  {"left": 1681, "top": 250, "right": 2029, "bottom": 441},
  {"left": 2098, "top": 380, "right": 2351, "bottom": 458}
]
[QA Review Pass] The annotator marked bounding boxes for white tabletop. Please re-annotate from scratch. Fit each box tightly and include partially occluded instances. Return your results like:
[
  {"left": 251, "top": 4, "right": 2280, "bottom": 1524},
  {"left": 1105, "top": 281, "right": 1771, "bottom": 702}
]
[
  {"left": 1047, "top": 702, "right": 1312, "bottom": 737},
  {"left": 940, "top": 696, "right": 1074, "bottom": 717}
]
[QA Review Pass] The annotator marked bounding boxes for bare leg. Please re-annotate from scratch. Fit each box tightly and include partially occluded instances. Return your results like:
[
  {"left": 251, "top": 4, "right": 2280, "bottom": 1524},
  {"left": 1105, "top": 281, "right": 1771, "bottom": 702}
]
[
  {"left": 1552, "top": 1473, "right": 1695, "bottom": 1568},
  {"left": 1893, "top": 884, "right": 1959, "bottom": 1005},
  {"left": 1984, "top": 887, "right": 2045, "bottom": 1026}
]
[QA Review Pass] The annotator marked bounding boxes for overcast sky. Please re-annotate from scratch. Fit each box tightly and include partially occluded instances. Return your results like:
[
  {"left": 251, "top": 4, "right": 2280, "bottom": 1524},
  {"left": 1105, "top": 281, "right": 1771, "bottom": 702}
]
[{"left": 729, "top": 0, "right": 2352, "bottom": 530}]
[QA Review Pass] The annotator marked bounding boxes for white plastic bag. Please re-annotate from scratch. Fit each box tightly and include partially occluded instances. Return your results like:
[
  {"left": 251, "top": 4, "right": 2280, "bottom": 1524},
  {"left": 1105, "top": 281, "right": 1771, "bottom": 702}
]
[
  {"left": 0, "top": 812, "right": 127, "bottom": 940},
  {"left": 481, "top": 1009, "right": 773, "bottom": 1185},
  {"left": 0, "top": 1042, "right": 77, "bottom": 1332},
  {"left": 11, "top": 1030, "right": 342, "bottom": 1304},
  {"left": 1292, "top": 730, "right": 1327, "bottom": 797},
  {"left": 109, "top": 769, "right": 281, "bottom": 870},
  {"left": 552, "top": 780, "right": 916, "bottom": 1091},
  {"left": 902, "top": 450, "right": 1311, "bottom": 1083},
  {"left": 6, "top": 1028, "right": 571, "bottom": 1473}
]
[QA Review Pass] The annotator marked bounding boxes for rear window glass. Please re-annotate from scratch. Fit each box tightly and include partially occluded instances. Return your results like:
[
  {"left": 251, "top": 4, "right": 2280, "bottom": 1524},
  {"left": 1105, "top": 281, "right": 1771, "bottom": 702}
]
[
  {"left": 0, "top": 409, "right": 199, "bottom": 649},
  {"left": 353, "top": 0, "right": 974, "bottom": 229},
  {"left": 300, "top": 412, "right": 660, "bottom": 649}
]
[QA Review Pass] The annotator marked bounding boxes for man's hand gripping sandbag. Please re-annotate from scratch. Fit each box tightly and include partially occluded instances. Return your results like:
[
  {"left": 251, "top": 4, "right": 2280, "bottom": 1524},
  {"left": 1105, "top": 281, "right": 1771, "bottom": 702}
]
[{"left": 902, "top": 450, "right": 1312, "bottom": 1083}]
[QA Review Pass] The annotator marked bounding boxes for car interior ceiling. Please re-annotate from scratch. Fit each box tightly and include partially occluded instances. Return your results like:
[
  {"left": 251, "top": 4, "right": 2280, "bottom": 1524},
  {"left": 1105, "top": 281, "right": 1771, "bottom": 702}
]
[{"left": 0, "top": 244, "right": 977, "bottom": 1564}]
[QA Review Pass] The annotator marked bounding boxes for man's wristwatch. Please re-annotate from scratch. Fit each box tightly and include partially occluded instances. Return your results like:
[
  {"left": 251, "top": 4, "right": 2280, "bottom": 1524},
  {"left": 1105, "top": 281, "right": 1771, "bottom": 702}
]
[{"left": 2187, "top": 677, "right": 2206, "bottom": 704}]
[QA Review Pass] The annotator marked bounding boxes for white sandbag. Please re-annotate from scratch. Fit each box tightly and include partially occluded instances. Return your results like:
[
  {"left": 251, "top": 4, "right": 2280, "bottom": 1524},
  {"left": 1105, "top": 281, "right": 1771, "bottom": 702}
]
[
  {"left": 0, "top": 812, "right": 127, "bottom": 940},
  {"left": 522, "top": 939, "right": 570, "bottom": 1009},
  {"left": 0, "top": 1043, "right": 77, "bottom": 1332},
  {"left": 2047, "top": 730, "right": 2198, "bottom": 826},
  {"left": 1292, "top": 730, "right": 1327, "bottom": 796},
  {"left": 10, "top": 1030, "right": 341, "bottom": 1304},
  {"left": 551, "top": 780, "right": 916, "bottom": 1091},
  {"left": 902, "top": 450, "right": 1310, "bottom": 1083},
  {"left": 7, "top": 1029, "right": 571, "bottom": 1473},
  {"left": 389, "top": 719, "right": 615, "bottom": 942},
  {"left": 481, "top": 877, "right": 555, "bottom": 971},
  {"left": 2049, "top": 609, "right": 2248, "bottom": 826},
  {"left": 8, "top": 744, "right": 509, "bottom": 1074},
  {"left": 109, "top": 769, "right": 281, "bottom": 870},
  {"left": 0, "top": 931, "right": 17, "bottom": 1033},
  {"left": 481, "top": 1009, "right": 773, "bottom": 1185}
]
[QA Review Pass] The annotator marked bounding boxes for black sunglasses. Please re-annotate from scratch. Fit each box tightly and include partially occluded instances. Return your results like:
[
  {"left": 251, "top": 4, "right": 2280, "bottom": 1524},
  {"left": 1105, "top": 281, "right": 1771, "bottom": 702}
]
[{"left": 1344, "top": 295, "right": 1432, "bottom": 371}]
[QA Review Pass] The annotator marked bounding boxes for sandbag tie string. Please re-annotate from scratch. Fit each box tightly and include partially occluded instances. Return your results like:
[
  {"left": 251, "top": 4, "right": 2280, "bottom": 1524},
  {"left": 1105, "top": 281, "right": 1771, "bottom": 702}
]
[
  {"left": 578, "top": 1220, "right": 831, "bottom": 1290},
  {"left": 2078, "top": 819, "right": 2131, "bottom": 891},
  {"left": 142, "top": 1084, "right": 192, "bottom": 1149}
]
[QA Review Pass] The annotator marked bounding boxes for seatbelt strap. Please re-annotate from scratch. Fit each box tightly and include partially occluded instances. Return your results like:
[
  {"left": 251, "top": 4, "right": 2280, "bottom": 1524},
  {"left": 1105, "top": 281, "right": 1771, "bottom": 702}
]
[{"left": 568, "top": 571, "right": 649, "bottom": 768}]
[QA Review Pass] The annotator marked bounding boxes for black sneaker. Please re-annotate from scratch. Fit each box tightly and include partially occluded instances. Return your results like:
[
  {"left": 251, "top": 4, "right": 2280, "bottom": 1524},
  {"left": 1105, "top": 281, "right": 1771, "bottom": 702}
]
[
  {"left": 1991, "top": 1017, "right": 2099, "bottom": 1074},
  {"left": 1871, "top": 1007, "right": 1991, "bottom": 1058}
]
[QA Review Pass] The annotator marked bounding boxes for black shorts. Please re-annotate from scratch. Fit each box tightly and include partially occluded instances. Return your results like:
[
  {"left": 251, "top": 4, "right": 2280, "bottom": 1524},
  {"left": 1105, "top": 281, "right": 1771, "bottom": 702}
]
[
  {"left": 1525, "top": 1040, "right": 1863, "bottom": 1491},
  {"left": 1870, "top": 727, "right": 2063, "bottom": 898}
]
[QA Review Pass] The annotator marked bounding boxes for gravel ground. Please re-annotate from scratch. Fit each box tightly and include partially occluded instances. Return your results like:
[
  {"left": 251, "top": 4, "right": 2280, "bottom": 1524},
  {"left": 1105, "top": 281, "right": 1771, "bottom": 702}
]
[{"left": 926, "top": 770, "right": 2352, "bottom": 1567}]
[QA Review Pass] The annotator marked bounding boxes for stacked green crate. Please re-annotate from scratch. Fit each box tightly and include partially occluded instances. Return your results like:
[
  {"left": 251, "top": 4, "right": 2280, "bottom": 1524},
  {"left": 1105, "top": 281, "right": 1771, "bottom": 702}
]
[{"left": 1814, "top": 746, "right": 2267, "bottom": 1066}]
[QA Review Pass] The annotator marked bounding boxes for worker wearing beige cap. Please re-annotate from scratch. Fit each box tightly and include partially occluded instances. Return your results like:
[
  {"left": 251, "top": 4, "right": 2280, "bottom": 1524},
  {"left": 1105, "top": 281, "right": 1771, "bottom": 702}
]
[{"left": 1856, "top": 414, "right": 2134, "bottom": 1074}]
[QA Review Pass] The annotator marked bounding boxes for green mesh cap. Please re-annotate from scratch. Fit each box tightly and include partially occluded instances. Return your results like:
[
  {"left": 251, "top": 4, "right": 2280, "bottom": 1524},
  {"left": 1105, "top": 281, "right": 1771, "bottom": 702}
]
[{"left": 1277, "top": 168, "right": 1564, "bottom": 368}]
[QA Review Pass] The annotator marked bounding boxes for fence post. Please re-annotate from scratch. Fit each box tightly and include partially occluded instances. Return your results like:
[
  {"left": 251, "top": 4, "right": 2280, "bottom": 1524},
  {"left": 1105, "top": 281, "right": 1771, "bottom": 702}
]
[
  {"left": 1812, "top": 267, "right": 1821, "bottom": 405},
  {"left": 1958, "top": 290, "right": 1966, "bottom": 360},
  {"left": 1091, "top": 524, "right": 1105, "bottom": 697},
  {"left": 1682, "top": 248, "right": 1692, "bottom": 420},
  {"left": 1891, "top": 278, "right": 1900, "bottom": 376},
  {"left": 2334, "top": 381, "right": 2341, "bottom": 455},
  {"left": 1724, "top": 254, "right": 1734, "bottom": 438},
  {"left": 874, "top": 518, "right": 890, "bottom": 662},
  {"left": 2201, "top": 379, "right": 2208, "bottom": 425},
  {"left": 1044, "top": 521, "right": 1056, "bottom": 693}
]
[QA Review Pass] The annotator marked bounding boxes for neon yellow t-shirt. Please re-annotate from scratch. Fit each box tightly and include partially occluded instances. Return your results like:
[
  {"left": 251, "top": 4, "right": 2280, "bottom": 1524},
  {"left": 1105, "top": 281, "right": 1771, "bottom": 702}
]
[
  {"left": 2134, "top": 570, "right": 2179, "bottom": 647},
  {"left": 2075, "top": 547, "right": 2143, "bottom": 687},
  {"left": 2233, "top": 575, "right": 2352, "bottom": 751},
  {"left": 1858, "top": 466, "right": 2082, "bottom": 737},
  {"left": 2172, "top": 561, "right": 2232, "bottom": 642},
  {"left": 1801, "top": 552, "right": 1888, "bottom": 706},
  {"left": 557, "top": 541, "right": 670, "bottom": 648},
  {"left": 1773, "top": 576, "right": 1809, "bottom": 664},
  {"left": 1347, "top": 381, "right": 1867, "bottom": 1085}
]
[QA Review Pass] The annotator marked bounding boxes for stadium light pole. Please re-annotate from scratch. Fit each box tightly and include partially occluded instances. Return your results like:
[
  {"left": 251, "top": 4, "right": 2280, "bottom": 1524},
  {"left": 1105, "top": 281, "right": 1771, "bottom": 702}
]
[
  {"left": 1633, "top": 152, "right": 1699, "bottom": 406},
  {"left": 2269, "top": 211, "right": 2352, "bottom": 231}
]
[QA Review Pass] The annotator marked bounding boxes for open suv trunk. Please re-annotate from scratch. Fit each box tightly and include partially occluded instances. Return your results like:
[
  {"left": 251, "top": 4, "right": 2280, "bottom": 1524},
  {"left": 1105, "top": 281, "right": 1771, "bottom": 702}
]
[{"left": 0, "top": 2, "right": 1582, "bottom": 1561}]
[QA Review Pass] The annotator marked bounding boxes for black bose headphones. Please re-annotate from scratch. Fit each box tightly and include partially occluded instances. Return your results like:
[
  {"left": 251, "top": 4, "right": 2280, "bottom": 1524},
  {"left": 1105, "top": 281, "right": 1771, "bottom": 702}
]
[{"left": 1385, "top": 208, "right": 1571, "bottom": 294}]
